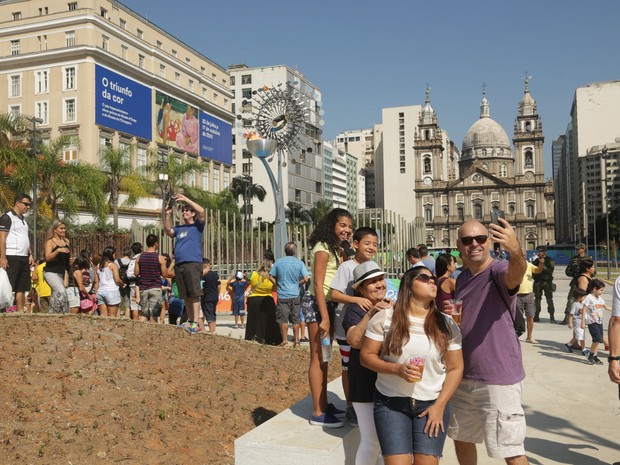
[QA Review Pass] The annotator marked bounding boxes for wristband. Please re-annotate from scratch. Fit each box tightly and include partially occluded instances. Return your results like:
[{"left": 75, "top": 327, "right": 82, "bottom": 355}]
[{"left": 608, "top": 356, "right": 620, "bottom": 362}]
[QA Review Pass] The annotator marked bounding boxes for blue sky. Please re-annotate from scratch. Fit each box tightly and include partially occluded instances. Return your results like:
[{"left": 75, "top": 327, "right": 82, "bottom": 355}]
[{"left": 123, "top": 0, "right": 619, "bottom": 176}]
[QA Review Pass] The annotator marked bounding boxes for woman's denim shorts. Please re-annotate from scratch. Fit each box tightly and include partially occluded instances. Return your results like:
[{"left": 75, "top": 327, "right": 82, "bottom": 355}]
[{"left": 373, "top": 389, "right": 449, "bottom": 458}]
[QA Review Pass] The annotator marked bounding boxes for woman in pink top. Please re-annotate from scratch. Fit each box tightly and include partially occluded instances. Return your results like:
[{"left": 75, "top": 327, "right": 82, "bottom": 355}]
[{"left": 175, "top": 105, "right": 199, "bottom": 154}]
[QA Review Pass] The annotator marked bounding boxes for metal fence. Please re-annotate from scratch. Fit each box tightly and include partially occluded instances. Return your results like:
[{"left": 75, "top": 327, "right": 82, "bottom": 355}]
[{"left": 131, "top": 208, "right": 424, "bottom": 279}]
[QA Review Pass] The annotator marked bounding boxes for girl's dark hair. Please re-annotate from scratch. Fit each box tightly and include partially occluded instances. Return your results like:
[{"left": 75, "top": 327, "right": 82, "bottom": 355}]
[
  {"left": 383, "top": 266, "right": 451, "bottom": 357},
  {"left": 588, "top": 278, "right": 605, "bottom": 293},
  {"left": 308, "top": 208, "right": 352, "bottom": 259},
  {"left": 579, "top": 258, "right": 594, "bottom": 273},
  {"left": 100, "top": 246, "right": 116, "bottom": 267},
  {"left": 73, "top": 255, "right": 90, "bottom": 271},
  {"left": 162, "top": 253, "right": 171, "bottom": 268},
  {"left": 435, "top": 253, "right": 454, "bottom": 278}
]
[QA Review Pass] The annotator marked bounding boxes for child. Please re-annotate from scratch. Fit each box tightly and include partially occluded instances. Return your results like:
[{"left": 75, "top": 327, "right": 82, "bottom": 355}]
[
  {"left": 583, "top": 279, "right": 610, "bottom": 365},
  {"left": 302, "top": 208, "right": 352, "bottom": 428},
  {"left": 329, "top": 227, "right": 379, "bottom": 427},
  {"left": 227, "top": 271, "right": 246, "bottom": 328},
  {"left": 565, "top": 288, "right": 588, "bottom": 355}
]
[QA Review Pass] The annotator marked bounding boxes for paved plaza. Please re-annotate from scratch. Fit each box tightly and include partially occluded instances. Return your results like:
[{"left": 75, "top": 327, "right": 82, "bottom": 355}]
[{"left": 216, "top": 268, "right": 620, "bottom": 464}]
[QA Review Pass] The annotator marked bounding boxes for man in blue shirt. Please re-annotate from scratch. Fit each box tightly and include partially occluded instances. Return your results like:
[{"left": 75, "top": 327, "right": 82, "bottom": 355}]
[
  {"left": 269, "top": 242, "right": 309, "bottom": 346},
  {"left": 164, "top": 193, "right": 205, "bottom": 334}
]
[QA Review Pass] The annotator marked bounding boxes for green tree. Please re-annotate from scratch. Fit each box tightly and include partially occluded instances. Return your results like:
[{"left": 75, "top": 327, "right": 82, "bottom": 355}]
[
  {"left": 308, "top": 199, "right": 333, "bottom": 226},
  {"left": 285, "top": 201, "right": 312, "bottom": 225},
  {"left": 229, "top": 174, "right": 267, "bottom": 205},
  {"left": 0, "top": 113, "right": 28, "bottom": 210},
  {"left": 149, "top": 152, "right": 203, "bottom": 200},
  {"left": 100, "top": 146, "right": 152, "bottom": 229},
  {"left": 11, "top": 136, "right": 108, "bottom": 222}
]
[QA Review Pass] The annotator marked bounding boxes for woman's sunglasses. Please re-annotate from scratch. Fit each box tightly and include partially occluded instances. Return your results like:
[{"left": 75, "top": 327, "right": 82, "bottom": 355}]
[
  {"left": 460, "top": 235, "right": 488, "bottom": 246},
  {"left": 414, "top": 274, "right": 438, "bottom": 285}
]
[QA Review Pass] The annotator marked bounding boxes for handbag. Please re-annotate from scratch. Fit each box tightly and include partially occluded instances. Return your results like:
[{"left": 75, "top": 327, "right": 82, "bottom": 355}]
[{"left": 0, "top": 268, "right": 12, "bottom": 308}]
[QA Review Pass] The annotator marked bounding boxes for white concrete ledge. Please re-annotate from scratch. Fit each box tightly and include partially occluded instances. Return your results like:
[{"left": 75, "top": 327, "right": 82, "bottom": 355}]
[{"left": 235, "top": 378, "right": 362, "bottom": 465}]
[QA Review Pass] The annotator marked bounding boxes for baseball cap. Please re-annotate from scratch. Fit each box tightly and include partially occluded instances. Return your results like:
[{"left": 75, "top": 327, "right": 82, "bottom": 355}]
[
  {"left": 235, "top": 271, "right": 243, "bottom": 280},
  {"left": 351, "top": 261, "right": 385, "bottom": 289}
]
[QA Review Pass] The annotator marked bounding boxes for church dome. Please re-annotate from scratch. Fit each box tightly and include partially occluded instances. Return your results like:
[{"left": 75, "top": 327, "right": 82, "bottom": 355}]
[{"left": 461, "top": 92, "right": 511, "bottom": 159}]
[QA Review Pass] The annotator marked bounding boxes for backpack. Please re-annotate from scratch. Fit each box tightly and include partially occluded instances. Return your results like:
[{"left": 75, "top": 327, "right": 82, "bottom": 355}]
[
  {"left": 116, "top": 258, "right": 130, "bottom": 285},
  {"left": 126, "top": 256, "right": 138, "bottom": 280},
  {"left": 565, "top": 256, "right": 580, "bottom": 279}
]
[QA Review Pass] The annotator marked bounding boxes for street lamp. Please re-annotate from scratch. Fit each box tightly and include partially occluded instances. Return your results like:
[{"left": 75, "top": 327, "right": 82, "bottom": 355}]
[
  {"left": 602, "top": 146, "right": 611, "bottom": 279},
  {"left": 26, "top": 116, "right": 43, "bottom": 259}
]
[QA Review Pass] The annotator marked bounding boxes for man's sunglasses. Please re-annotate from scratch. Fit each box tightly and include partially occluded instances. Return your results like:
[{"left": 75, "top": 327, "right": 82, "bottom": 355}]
[
  {"left": 414, "top": 274, "right": 438, "bottom": 285},
  {"left": 460, "top": 235, "right": 488, "bottom": 246},
  {"left": 19, "top": 201, "right": 32, "bottom": 207}
]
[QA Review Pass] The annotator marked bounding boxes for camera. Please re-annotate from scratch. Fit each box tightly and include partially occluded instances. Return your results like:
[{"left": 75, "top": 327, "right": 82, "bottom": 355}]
[
  {"left": 167, "top": 196, "right": 176, "bottom": 210},
  {"left": 490, "top": 209, "right": 505, "bottom": 228}
]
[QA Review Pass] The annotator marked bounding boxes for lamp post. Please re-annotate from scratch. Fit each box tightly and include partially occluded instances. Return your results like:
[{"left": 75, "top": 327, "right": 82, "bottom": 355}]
[
  {"left": 26, "top": 116, "right": 43, "bottom": 259},
  {"left": 158, "top": 154, "right": 169, "bottom": 241},
  {"left": 246, "top": 138, "right": 288, "bottom": 259}
]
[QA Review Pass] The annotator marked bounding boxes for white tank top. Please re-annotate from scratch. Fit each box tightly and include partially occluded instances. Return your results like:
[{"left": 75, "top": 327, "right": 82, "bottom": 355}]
[{"left": 97, "top": 263, "right": 118, "bottom": 292}]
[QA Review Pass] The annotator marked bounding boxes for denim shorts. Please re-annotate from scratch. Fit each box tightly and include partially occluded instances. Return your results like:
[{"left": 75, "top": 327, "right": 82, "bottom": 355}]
[
  {"left": 97, "top": 289, "right": 122, "bottom": 306},
  {"left": 373, "top": 390, "right": 449, "bottom": 458}
]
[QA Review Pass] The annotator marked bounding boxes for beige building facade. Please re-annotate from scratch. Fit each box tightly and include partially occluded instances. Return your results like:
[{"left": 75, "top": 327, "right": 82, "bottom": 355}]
[
  {"left": 413, "top": 83, "right": 555, "bottom": 249},
  {"left": 0, "top": 0, "right": 234, "bottom": 225}
]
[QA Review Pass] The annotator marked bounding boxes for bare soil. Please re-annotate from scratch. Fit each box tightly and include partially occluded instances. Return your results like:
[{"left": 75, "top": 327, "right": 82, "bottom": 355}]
[{"left": 0, "top": 314, "right": 339, "bottom": 465}]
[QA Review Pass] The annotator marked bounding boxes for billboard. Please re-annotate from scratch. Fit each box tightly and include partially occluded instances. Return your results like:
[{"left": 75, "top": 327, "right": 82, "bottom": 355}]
[
  {"left": 154, "top": 90, "right": 232, "bottom": 164},
  {"left": 95, "top": 65, "right": 152, "bottom": 140}
]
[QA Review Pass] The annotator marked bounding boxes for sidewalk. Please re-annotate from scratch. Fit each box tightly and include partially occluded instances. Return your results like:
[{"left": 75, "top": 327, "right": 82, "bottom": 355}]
[{"left": 217, "top": 270, "right": 620, "bottom": 464}]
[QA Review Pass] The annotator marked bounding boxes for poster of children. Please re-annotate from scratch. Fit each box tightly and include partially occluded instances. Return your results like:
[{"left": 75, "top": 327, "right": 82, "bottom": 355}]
[{"left": 154, "top": 91, "right": 199, "bottom": 155}]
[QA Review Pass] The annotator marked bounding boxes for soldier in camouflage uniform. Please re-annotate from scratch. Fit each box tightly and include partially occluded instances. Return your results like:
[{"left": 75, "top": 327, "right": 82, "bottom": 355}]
[
  {"left": 560, "top": 243, "right": 587, "bottom": 325},
  {"left": 533, "top": 246, "right": 556, "bottom": 322}
]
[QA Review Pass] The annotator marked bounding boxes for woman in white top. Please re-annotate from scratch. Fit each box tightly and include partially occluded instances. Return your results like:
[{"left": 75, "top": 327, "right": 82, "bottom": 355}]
[
  {"left": 94, "top": 246, "right": 126, "bottom": 317},
  {"left": 361, "top": 266, "right": 463, "bottom": 465}
]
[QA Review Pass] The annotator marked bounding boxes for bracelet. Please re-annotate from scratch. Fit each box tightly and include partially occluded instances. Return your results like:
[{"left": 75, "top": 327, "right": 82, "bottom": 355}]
[{"left": 608, "top": 356, "right": 620, "bottom": 362}]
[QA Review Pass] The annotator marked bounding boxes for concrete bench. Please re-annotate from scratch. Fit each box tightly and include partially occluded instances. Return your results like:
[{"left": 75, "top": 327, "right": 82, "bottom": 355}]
[{"left": 234, "top": 379, "right": 363, "bottom": 465}]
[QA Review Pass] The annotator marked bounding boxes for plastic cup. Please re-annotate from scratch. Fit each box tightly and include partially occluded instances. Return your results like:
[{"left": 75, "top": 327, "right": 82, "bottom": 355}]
[
  {"left": 408, "top": 355, "right": 425, "bottom": 383},
  {"left": 448, "top": 299, "right": 463, "bottom": 325}
]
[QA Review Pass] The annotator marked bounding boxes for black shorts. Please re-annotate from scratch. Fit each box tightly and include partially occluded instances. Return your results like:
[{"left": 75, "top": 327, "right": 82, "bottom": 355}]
[
  {"left": 588, "top": 322, "right": 604, "bottom": 343},
  {"left": 6, "top": 256, "right": 31, "bottom": 293},
  {"left": 174, "top": 262, "right": 203, "bottom": 299},
  {"left": 202, "top": 300, "right": 217, "bottom": 323}
]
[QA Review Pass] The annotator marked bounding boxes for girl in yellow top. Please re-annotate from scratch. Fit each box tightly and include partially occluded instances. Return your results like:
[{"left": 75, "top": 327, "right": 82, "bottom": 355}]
[
  {"left": 302, "top": 208, "right": 353, "bottom": 428},
  {"left": 244, "top": 251, "right": 281, "bottom": 345}
]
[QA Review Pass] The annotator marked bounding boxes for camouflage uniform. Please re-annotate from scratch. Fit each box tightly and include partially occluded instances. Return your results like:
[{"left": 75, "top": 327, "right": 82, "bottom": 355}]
[
  {"left": 533, "top": 255, "right": 555, "bottom": 322},
  {"left": 563, "top": 253, "right": 586, "bottom": 322}
]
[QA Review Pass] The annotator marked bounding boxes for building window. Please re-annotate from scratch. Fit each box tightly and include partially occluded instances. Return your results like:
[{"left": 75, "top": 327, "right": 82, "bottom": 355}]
[
  {"left": 315, "top": 181, "right": 322, "bottom": 194},
  {"left": 174, "top": 72, "right": 180, "bottom": 83},
  {"left": 526, "top": 203, "right": 535, "bottom": 218},
  {"left": 425, "top": 207, "right": 433, "bottom": 222},
  {"left": 119, "top": 18, "right": 126, "bottom": 29},
  {"left": 138, "top": 54, "right": 145, "bottom": 68},
  {"left": 508, "top": 204, "right": 515, "bottom": 215},
  {"left": 230, "top": 75, "right": 235, "bottom": 86},
  {"left": 242, "top": 88, "right": 252, "bottom": 99},
  {"left": 172, "top": 49, "right": 177, "bottom": 57},
  {"left": 136, "top": 146, "right": 147, "bottom": 168},
  {"left": 241, "top": 74, "right": 252, "bottom": 85},
  {"left": 201, "top": 170, "right": 209, "bottom": 191},
  {"left": 188, "top": 79, "right": 194, "bottom": 91},
  {"left": 121, "top": 44, "right": 128, "bottom": 60},
  {"left": 295, "top": 189, "right": 301, "bottom": 202},
  {"left": 64, "top": 98, "right": 76, "bottom": 122},
  {"left": 9, "top": 105, "right": 21, "bottom": 117},
  {"left": 102, "top": 35, "right": 109, "bottom": 51},
  {"left": 457, "top": 207, "right": 464, "bottom": 221},
  {"left": 100, "top": 7, "right": 107, "bottom": 18},
  {"left": 473, "top": 204, "right": 482, "bottom": 220},
  {"left": 137, "top": 29, "right": 143, "bottom": 39},
  {"left": 242, "top": 118, "right": 253, "bottom": 128},
  {"left": 13, "top": 12, "right": 22, "bottom": 20},
  {"left": 63, "top": 138, "right": 78, "bottom": 163},
  {"left": 499, "top": 163, "right": 507, "bottom": 177},
  {"left": 65, "top": 31, "right": 75, "bottom": 47},
  {"left": 35, "top": 101, "right": 48, "bottom": 125},
  {"left": 423, "top": 156, "right": 431, "bottom": 174},
  {"left": 213, "top": 170, "right": 220, "bottom": 193},
  {"left": 186, "top": 57, "right": 191, "bottom": 64},
  {"left": 68, "top": 2, "right": 77, "bottom": 10},
  {"left": 442, "top": 206, "right": 449, "bottom": 217},
  {"left": 160, "top": 64, "right": 166, "bottom": 77},
  {"left": 9, "top": 75, "right": 21, "bottom": 98},
  {"left": 63, "top": 66, "right": 76, "bottom": 90},
  {"left": 223, "top": 171, "right": 230, "bottom": 190},
  {"left": 525, "top": 150, "right": 533, "bottom": 169},
  {"left": 156, "top": 40, "right": 162, "bottom": 49},
  {"left": 201, "top": 66, "right": 206, "bottom": 75},
  {"left": 35, "top": 70, "right": 49, "bottom": 94},
  {"left": 188, "top": 171, "right": 197, "bottom": 187},
  {"left": 11, "top": 40, "right": 20, "bottom": 56}
]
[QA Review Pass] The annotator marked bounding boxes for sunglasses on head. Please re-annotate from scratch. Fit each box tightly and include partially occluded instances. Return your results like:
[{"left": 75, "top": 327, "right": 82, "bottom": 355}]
[
  {"left": 460, "top": 235, "right": 488, "bottom": 246},
  {"left": 414, "top": 274, "right": 438, "bottom": 285}
]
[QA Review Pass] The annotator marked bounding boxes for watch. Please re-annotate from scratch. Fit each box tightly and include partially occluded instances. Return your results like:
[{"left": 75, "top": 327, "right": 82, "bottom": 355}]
[{"left": 608, "top": 356, "right": 620, "bottom": 362}]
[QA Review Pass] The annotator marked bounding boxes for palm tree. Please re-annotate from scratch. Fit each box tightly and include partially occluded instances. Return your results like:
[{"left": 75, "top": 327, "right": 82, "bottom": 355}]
[
  {"left": 10, "top": 136, "right": 108, "bottom": 222},
  {"left": 149, "top": 152, "right": 204, "bottom": 200},
  {"left": 229, "top": 174, "right": 267, "bottom": 205},
  {"left": 308, "top": 199, "right": 333, "bottom": 226},
  {"left": 285, "top": 201, "right": 312, "bottom": 225},
  {"left": 100, "top": 146, "right": 152, "bottom": 229},
  {"left": 0, "top": 113, "right": 28, "bottom": 210}
]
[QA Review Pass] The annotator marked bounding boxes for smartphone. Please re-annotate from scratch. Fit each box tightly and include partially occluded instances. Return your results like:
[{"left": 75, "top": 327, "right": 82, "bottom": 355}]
[
  {"left": 490, "top": 209, "right": 505, "bottom": 228},
  {"left": 167, "top": 196, "right": 176, "bottom": 210}
]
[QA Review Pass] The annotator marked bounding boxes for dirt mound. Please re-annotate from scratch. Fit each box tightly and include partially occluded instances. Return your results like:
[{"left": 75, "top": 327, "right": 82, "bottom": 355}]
[{"left": 0, "top": 315, "right": 339, "bottom": 464}]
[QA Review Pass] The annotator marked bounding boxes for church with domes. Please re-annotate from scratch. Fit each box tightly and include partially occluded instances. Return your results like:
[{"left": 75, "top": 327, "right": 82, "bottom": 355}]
[{"left": 413, "top": 81, "right": 555, "bottom": 250}]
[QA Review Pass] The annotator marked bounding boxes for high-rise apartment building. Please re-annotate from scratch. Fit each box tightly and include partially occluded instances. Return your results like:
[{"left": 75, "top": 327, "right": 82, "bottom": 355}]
[
  {"left": 228, "top": 64, "right": 323, "bottom": 223},
  {"left": 0, "top": 0, "right": 234, "bottom": 226}
]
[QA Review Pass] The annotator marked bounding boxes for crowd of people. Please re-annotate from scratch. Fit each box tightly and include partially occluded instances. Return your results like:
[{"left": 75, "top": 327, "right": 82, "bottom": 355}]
[{"left": 2, "top": 193, "right": 619, "bottom": 464}]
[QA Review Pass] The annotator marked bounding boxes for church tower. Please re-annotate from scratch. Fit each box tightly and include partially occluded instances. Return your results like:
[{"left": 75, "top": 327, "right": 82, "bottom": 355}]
[
  {"left": 513, "top": 75, "right": 545, "bottom": 182},
  {"left": 414, "top": 87, "right": 446, "bottom": 185}
]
